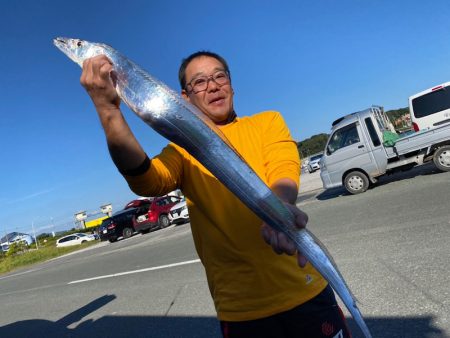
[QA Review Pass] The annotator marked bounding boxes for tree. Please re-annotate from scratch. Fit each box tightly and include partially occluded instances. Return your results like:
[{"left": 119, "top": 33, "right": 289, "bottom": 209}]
[
  {"left": 37, "top": 233, "right": 51, "bottom": 240},
  {"left": 297, "top": 133, "right": 329, "bottom": 159},
  {"left": 6, "top": 241, "right": 28, "bottom": 257},
  {"left": 385, "top": 107, "right": 409, "bottom": 121}
]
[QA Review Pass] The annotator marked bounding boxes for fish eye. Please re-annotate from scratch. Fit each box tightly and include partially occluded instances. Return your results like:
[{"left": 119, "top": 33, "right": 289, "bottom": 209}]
[{"left": 77, "top": 41, "right": 82, "bottom": 47}]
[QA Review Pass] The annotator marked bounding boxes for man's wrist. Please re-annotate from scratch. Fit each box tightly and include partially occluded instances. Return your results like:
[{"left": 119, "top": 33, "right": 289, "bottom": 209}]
[
  {"left": 272, "top": 179, "right": 298, "bottom": 205},
  {"left": 118, "top": 154, "right": 151, "bottom": 176}
]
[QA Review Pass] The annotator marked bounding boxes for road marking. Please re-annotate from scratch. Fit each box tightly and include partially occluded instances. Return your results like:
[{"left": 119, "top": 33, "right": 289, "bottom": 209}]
[
  {"left": 0, "top": 268, "right": 40, "bottom": 280},
  {"left": 68, "top": 259, "right": 201, "bottom": 285}
]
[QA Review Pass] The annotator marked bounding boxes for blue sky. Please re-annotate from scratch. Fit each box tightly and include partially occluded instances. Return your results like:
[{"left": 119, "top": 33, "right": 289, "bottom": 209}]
[{"left": 1, "top": 0, "right": 450, "bottom": 235}]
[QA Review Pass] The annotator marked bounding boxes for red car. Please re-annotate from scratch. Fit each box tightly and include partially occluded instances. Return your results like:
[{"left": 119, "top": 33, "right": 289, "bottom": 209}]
[{"left": 125, "top": 196, "right": 182, "bottom": 234}]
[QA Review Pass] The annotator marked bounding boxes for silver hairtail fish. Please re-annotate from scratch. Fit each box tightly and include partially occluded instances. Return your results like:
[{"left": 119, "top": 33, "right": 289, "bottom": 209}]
[{"left": 54, "top": 37, "right": 372, "bottom": 338}]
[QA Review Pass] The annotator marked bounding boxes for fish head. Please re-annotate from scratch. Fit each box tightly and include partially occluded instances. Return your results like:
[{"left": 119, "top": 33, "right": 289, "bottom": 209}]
[{"left": 53, "top": 37, "right": 109, "bottom": 67}]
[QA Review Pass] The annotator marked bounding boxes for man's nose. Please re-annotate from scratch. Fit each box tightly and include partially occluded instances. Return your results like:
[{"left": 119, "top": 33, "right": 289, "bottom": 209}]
[{"left": 206, "top": 77, "right": 219, "bottom": 91}]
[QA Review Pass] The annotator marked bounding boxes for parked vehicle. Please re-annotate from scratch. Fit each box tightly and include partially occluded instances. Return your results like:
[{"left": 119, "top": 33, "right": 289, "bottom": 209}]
[
  {"left": 126, "top": 195, "right": 182, "bottom": 233},
  {"left": 0, "top": 232, "right": 34, "bottom": 247},
  {"left": 320, "top": 106, "right": 450, "bottom": 194},
  {"left": 56, "top": 233, "right": 96, "bottom": 247},
  {"left": 124, "top": 198, "right": 152, "bottom": 209},
  {"left": 409, "top": 82, "right": 450, "bottom": 132},
  {"left": 307, "top": 154, "right": 323, "bottom": 173},
  {"left": 168, "top": 198, "right": 190, "bottom": 225},
  {"left": 98, "top": 208, "right": 137, "bottom": 242}
]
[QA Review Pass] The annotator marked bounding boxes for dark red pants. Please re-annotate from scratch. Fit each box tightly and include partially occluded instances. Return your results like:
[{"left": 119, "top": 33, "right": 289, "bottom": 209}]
[{"left": 220, "top": 285, "right": 351, "bottom": 338}]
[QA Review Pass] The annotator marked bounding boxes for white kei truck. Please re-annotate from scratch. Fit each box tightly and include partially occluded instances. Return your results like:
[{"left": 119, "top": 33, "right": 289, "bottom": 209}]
[{"left": 320, "top": 105, "right": 450, "bottom": 194}]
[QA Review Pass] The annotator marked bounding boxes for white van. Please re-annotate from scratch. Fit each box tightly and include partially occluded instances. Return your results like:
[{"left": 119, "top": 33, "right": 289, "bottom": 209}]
[{"left": 409, "top": 82, "right": 450, "bottom": 132}]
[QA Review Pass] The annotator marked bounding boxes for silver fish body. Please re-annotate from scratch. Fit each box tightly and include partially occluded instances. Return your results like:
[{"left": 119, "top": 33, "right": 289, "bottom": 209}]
[{"left": 54, "top": 37, "right": 372, "bottom": 338}]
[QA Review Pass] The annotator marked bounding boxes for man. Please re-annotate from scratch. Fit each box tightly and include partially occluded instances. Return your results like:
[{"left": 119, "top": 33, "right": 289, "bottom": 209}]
[{"left": 81, "top": 51, "right": 350, "bottom": 338}]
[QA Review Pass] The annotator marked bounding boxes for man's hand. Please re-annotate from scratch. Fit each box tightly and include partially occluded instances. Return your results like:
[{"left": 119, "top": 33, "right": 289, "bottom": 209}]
[
  {"left": 80, "top": 55, "right": 121, "bottom": 113},
  {"left": 260, "top": 203, "right": 309, "bottom": 268}
]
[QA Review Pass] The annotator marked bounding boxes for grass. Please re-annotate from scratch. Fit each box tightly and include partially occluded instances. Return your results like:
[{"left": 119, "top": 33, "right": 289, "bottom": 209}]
[{"left": 0, "top": 240, "right": 100, "bottom": 275}]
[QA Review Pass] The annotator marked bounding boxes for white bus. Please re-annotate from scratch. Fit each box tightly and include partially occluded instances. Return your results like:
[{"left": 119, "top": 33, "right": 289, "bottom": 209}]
[{"left": 409, "top": 82, "right": 450, "bottom": 132}]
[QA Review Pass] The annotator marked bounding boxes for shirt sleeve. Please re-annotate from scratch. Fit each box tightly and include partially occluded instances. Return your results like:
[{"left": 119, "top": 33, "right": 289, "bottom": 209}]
[
  {"left": 261, "top": 112, "right": 300, "bottom": 188},
  {"left": 123, "top": 144, "right": 183, "bottom": 197}
]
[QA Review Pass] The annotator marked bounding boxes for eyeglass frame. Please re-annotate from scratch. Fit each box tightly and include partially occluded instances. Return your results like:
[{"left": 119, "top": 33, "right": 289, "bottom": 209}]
[{"left": 184, "top": 69, "right": 231, "bottom": 94}]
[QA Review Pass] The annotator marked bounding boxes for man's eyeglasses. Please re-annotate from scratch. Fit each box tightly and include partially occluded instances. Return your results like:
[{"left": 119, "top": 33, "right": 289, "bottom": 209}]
[{"left": 186, "top": 70, "right": 230, "bottom": 94}]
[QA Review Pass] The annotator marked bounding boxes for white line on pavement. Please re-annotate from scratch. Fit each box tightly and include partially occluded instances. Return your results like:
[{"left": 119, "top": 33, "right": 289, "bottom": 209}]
[
  {"left": 0, "top": 268, "right": 40, "bottom": 280},
  {"left": 68, "top": 259, "right": 201, "bottom": 285}
]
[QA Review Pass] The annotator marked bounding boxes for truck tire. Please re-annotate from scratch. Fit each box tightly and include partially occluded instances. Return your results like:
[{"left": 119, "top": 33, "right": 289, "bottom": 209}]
[
  {"left": 159, "top": 215, "right": 170, "bottom": 229},
  {"left": 433, "top": 145, "right": 450, "bottom": 172},
  {"left": 344, "top": 171, "right": 369, "bottom": 194},
  {"left": 122, "top": 227, "right": 133, "bottom": 239}
]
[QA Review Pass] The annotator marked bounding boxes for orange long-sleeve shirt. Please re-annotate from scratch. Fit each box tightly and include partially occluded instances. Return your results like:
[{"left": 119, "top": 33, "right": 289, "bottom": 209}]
[{"left": 124, "top": 111, "right": 327, "bottom": 321}]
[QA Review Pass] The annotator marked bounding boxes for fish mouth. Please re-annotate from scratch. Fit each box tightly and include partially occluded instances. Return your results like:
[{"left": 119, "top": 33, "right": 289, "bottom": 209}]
[
  {"left": 53, "top": 37, "right": 68, "bottom": 47},
  {"left": 53, "top": 37, "right": 70, "bottom": 53},
  {"left": 54, "top": 37, "right": 67, "bottom": 44}
]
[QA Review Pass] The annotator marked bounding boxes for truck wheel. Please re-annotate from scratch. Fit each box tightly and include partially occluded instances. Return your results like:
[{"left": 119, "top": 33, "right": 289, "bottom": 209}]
[
  {"left": 433, "top": 145, "right": 450, "bottom": 172},
  {"left": 159, "top": 215, "right": 170, "bottom": 229},
  {"left": 344, "top": 171, "right": 369, "bottom": 194},
  {"left": 122, "top": 227, "right": 133, "bottom": 239}
]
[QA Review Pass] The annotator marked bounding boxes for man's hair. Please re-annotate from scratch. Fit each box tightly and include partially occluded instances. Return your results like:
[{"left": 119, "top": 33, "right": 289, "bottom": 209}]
[{"left": 178, "top": 51, "right": 231, "bottom": 90}]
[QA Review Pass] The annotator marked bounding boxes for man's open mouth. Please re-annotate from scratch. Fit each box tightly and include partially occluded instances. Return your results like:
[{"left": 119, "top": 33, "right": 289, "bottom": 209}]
[{"left": 209, "top": 97, "right": 225, "bottom": 105}]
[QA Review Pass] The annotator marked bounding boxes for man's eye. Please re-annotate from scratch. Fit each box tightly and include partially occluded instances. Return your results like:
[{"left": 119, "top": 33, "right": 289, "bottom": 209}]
[
  {"left": 215, "top": 73, "right": 226, "bottom": 79},
  {"left": 193, "top": 78, "right": 206, "bottom": 86}
]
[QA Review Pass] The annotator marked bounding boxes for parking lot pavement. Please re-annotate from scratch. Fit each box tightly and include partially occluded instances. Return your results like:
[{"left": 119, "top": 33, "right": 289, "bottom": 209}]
[{"left": 299, "top": 170, "right": 323, "bottom": 194}]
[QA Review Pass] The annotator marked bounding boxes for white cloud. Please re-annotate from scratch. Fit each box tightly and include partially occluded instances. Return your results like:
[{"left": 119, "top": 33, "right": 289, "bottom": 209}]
[{"left": 6, "top": 188, "right": 56, "bottom": 204}]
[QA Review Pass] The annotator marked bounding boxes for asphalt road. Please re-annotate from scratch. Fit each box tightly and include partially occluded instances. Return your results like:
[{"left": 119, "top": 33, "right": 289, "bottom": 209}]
[{"left": 0, "top": 163, "right": 449, "bottom": 338}]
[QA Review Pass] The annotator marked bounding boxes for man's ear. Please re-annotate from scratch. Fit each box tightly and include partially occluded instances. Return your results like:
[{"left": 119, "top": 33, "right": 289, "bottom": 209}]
[{"left": 181, "top": 90, "right": 190, "bottom": 102}]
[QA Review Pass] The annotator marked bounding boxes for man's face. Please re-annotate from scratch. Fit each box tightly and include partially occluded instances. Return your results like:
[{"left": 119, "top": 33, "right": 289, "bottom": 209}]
[{"left": 182, "top": 56, "right": 234, "bottom": 124}]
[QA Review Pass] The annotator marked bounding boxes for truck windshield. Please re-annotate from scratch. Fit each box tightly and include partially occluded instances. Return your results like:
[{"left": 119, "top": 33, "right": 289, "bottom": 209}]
[
  {"left": 412, "top": 86, "right": 450, "bottom": 118},
  {"left": 327, "top": 123, "right": 360, "bottom": 155}
]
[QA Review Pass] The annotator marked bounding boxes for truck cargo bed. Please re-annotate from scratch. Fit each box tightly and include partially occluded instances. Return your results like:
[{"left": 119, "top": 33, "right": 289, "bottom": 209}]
[{"left": 387, "top": 123, "right": 450, "bottom": 157}]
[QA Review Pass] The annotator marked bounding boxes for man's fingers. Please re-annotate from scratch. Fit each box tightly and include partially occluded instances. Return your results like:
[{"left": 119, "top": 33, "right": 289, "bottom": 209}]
[
  {"left": 295, "top": 210, "right": 308, "bottom": 229},
  {"left": 79, "top": 55, "right": 121, "bottom": 111},
  {"left": 297, "top": 253, "right": 308, "bottom": 268},
  {"left": 261, "top": 224, "right": 296, "bottom": 256},
  {"left": 260, "top": 224, "right": 271, "bottom": 245},
  {"left": 270, "top": 232, "right": 283, "bottom": 255},
  {"left": 80, "top": 58, "right": 92, "bottom": 87},
  {"left": 98, "top": 60, "right": 114, "bottom": 81},
  {"left": 80, "top": 55, "right": 113, "bottom": 87},
  {"left": 277, "top": 232, "right": 296, "bottom": 255}
]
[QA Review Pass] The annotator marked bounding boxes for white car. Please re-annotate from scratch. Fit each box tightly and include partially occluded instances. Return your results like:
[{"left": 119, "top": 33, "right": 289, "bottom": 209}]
[
  {"left": 168, "top": 199, "right": 190, "bottom": 225},
  {"left": 307, "top": 154, "right": 323, "bottom": 173},
  {"left": 56, "top": 233, "right": 96, "bottom": 248}
]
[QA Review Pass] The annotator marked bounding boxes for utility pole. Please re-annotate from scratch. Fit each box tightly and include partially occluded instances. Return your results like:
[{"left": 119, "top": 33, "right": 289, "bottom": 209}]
[
  {"left": 32, "top": 217, "right": 39, "bottom": 250},
  {"left": 51, "top": 217, "right": 55, "bottom": 237}
]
